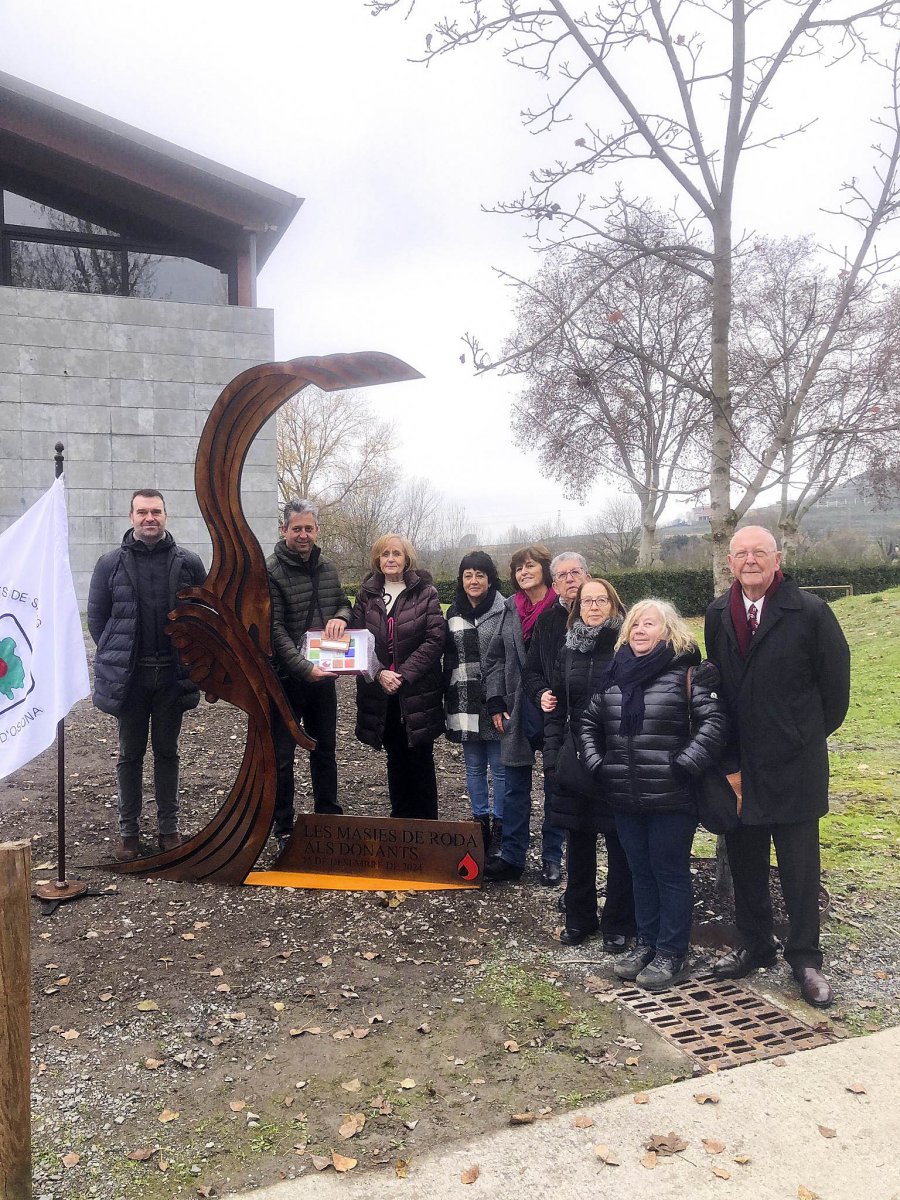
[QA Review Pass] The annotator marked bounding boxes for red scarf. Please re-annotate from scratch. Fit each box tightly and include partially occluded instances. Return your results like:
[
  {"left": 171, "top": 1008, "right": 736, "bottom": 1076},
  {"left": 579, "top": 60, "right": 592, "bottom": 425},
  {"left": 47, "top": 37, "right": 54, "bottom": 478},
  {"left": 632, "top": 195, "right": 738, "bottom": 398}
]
[
  {"left": 729, "top": 569, "right": 784, "bottom": 657},
  {"left": 514, "top": 588, "right": 557, "bottom": 644}
]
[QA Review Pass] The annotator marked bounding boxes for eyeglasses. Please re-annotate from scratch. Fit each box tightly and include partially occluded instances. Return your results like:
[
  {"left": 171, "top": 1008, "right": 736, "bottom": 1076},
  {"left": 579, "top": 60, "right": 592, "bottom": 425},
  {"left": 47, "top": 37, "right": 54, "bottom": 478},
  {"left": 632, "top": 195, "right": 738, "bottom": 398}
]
[
  {"left": 581, "top": 596, "right": 611, "bottom": 608},
  {"left": 555, "top": 569, "right": 585, "bottom": 581},
  {"left": 731, "top": 548, "right": 774, "bottom": 562}
]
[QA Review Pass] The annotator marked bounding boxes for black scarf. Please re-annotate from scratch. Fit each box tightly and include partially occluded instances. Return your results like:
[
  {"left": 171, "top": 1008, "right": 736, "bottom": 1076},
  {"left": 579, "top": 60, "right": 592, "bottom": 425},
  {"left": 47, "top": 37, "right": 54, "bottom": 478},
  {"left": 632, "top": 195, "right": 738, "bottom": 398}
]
[
  {"left": 601, "top": 641, "right": 677, "bottom": 736},
  {"left": 454, "top": 585, "right": 498, "bottom": 621}
]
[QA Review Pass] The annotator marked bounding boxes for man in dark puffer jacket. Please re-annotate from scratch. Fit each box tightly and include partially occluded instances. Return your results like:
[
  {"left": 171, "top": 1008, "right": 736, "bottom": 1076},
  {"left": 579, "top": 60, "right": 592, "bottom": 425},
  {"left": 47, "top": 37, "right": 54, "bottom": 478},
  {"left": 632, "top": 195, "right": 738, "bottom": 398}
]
[
  {"left": 87, "top": 489, "right": 206, "bottom": 861},
  {"left": 267, "top": 500, "right": 352, "bottom": 848}
]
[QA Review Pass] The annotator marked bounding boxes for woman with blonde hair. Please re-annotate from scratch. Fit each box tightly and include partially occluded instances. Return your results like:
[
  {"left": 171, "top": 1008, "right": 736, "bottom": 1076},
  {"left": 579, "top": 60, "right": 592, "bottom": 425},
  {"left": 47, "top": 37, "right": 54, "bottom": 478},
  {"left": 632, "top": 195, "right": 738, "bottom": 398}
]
[
  {"left": 579, "top": 599, "right": 727, "bottom": 991},
  {"left": 352, "top": 534, "right": 445, "bottom": 819}
]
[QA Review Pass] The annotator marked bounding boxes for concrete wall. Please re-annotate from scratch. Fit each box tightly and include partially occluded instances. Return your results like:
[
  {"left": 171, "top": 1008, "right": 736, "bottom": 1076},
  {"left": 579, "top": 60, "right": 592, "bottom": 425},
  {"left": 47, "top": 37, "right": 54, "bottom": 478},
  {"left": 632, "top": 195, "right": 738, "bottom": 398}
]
[{"left": 0, "top": 286, "right": 279, "bottom": 604}]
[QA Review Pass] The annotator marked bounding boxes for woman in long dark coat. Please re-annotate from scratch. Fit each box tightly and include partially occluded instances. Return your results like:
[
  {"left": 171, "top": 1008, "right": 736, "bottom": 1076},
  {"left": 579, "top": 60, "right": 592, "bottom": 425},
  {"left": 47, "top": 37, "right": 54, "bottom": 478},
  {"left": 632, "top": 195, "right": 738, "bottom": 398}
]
[
  {"left": 352, "top": 534, "right": 445, "bottom": 820},
  {"left": 543, "top": 578, "right": 635, "bottom": 949}
]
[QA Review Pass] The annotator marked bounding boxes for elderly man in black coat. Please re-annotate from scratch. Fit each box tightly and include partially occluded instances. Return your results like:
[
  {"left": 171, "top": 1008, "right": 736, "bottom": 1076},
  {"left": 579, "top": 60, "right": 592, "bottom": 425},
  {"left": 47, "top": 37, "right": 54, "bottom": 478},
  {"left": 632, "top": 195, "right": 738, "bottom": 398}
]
[{"left": 704, "top": 526, "right": 851, "bottom": 1008}]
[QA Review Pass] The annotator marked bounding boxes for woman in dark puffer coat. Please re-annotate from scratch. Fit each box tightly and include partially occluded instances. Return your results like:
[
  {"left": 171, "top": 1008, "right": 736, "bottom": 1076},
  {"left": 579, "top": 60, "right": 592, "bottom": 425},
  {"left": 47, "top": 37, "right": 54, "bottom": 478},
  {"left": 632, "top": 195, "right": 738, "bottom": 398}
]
[
  {"left": 353, "top": 534, "right": 445, "bottom": 820},
  {"left": 579, "top": 599, "right": 727, "bottom": 992},
  {"left": 543, "top": 579, "right": 635, "bottom": 951}
]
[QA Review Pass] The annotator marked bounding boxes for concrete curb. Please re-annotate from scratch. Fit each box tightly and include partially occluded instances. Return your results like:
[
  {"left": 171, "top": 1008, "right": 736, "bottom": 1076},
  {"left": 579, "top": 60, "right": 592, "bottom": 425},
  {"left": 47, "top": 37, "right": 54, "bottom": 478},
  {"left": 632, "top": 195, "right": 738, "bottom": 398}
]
[{"left": 233, "top": 1026, "right": 900, "bottom": 1200}]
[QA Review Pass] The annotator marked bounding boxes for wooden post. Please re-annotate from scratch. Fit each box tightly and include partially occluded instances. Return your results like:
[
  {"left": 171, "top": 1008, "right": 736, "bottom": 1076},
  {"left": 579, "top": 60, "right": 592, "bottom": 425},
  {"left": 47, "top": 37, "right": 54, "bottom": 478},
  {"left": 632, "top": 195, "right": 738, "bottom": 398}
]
[{"left": 0, "top": 840, "right": 32, "bottom": 1200}]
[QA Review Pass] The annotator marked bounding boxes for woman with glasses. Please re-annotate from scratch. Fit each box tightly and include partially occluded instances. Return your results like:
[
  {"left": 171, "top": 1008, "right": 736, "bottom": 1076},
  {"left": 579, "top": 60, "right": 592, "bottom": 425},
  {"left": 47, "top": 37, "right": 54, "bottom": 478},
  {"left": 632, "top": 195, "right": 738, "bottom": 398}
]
[
  {"left": 543, "top": 579, "right": 636, "bottom": 949},
  {"left": 444, "top": 551, "right": 506, "bottom": 853}
]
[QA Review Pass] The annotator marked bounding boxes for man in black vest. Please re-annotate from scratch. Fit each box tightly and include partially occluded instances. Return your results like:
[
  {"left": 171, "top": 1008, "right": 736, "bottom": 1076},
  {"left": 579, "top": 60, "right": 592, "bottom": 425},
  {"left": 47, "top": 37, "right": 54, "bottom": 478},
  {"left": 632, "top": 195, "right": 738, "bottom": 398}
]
[
  {"left": 705, "top": 526, "right": 851, "bottom": 1008},
  {"left": 267, "top": 500, "right": 352, "bottom": 849},
  {"left": 88, "top": 489, "right": 206, "bottom": 860}
]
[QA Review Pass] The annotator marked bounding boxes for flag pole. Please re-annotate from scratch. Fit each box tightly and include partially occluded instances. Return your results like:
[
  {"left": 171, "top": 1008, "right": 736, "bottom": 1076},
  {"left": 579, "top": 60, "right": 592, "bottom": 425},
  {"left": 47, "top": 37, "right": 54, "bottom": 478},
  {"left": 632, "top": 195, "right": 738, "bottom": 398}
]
[{"left": 33, "top": 443, "right": 89, "bottom": 908}]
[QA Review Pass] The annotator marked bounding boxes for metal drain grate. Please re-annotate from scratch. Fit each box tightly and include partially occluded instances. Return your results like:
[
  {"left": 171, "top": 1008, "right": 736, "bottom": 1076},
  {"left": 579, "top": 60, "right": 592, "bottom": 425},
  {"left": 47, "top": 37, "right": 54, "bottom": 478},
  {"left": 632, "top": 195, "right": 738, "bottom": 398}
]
[{"left": 615, "top": 974, "right": 834, "bottom": 1070}]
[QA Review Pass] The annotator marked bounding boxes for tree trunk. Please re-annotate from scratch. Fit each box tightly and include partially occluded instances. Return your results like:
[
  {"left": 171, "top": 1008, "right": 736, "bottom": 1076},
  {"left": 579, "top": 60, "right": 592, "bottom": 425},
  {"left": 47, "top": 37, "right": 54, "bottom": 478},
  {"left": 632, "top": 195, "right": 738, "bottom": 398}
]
[
  {"left": 638, "top": 515, "right": 657, "bottom": 567},
  {"left": 708, "top": 217, "right": 736, "bottom": 595},
  {"left": 779, "top": 514, "right": 800, "bottom": 565}
]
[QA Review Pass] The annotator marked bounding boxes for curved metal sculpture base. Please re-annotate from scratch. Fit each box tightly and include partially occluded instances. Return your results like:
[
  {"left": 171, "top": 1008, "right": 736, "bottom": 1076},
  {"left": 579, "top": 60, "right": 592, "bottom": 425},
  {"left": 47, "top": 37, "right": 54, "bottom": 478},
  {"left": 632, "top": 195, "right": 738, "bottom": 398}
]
[{"left": 100, "top": 352, "right": 422, "bottom": 884}]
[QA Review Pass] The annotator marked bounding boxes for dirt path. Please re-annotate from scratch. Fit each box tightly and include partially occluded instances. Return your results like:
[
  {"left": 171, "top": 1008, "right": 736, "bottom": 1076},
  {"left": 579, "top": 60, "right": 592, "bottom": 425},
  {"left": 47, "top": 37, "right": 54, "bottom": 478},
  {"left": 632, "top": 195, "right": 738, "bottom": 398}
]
[{"left": 2, "top": 672, "right": 897, "bottom": 1199}]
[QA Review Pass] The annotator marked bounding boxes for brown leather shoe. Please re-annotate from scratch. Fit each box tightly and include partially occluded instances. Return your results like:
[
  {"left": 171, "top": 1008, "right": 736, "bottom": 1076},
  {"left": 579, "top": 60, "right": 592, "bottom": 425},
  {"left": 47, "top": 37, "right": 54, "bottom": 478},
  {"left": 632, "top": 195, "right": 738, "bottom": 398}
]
[
  {"left": 115, "top": 835, "right": 141, "bottom": 861},
  {"left": 793, "top": 966, "right": 834, "bottom": 1009},
  {"left": 159, "top": 832, "right": 186, "bottom": 853}
]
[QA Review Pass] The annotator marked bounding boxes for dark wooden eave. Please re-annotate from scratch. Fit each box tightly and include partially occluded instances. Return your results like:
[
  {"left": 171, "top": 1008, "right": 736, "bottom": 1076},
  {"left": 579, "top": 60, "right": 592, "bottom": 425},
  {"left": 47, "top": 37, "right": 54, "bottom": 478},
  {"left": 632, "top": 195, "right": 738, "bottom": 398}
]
[{"left": 0, "top": 70, "right": 302, "bottom": 273}]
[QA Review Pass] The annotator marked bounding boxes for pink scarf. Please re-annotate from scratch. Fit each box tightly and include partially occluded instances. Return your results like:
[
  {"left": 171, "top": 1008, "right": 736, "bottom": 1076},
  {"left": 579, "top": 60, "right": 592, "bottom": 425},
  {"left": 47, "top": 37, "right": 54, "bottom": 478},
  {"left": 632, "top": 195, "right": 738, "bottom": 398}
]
[{"left": 514, "top": 588, "right": 557, "bottom": 644}]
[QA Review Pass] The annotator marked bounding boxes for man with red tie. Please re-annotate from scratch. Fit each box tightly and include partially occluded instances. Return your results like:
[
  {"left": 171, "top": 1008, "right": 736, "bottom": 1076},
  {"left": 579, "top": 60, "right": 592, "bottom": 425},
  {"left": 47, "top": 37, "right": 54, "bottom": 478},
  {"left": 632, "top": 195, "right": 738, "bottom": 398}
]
[{"left": 704, "top": 526, "right": 851, "bottom": 1008}]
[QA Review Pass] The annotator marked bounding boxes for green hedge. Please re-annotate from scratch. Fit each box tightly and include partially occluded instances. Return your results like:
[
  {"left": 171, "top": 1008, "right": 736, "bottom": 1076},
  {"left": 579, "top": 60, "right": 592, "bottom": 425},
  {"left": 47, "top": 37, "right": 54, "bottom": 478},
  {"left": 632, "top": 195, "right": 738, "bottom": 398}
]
[{"left": 428, "top": 565, "right": 897, "bottom": 616}]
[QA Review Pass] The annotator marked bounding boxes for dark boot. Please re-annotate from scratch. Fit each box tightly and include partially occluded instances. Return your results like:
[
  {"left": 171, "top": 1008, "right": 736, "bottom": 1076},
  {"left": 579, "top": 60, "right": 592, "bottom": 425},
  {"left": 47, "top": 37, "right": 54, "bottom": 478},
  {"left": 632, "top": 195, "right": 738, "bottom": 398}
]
[
  {"left": 477, "top": 815, "right": 491, "bottom": 855},
  {"left": 115, "top": 835, "right": 141, "bottom": 861},
  {"left": 489, "top": 818, "right": 503, "bottom": 858}
]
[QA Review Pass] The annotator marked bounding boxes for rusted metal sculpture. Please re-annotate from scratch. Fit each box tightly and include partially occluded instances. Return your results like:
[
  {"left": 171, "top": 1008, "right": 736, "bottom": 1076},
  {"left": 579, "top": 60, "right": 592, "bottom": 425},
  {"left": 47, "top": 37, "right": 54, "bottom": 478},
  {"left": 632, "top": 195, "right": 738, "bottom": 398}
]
[{"left": 103, "top": 352, "right": 422, "bottom": 884}]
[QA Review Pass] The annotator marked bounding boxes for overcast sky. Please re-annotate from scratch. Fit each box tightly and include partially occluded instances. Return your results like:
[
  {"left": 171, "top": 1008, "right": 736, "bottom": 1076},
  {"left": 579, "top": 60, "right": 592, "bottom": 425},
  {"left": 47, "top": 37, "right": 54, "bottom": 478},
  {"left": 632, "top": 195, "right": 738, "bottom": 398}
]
[{"left": 4, "top": 1, "right": 895, "bottom": 538}]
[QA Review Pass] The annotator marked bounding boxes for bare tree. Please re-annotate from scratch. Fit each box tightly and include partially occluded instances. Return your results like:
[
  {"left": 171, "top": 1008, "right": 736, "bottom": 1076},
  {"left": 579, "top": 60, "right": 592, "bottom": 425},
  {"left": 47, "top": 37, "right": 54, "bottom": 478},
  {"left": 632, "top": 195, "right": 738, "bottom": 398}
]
[
  {"left": 276, "top": 388, "right": 396, "bottom": 518},
  {"left": 11, "top": 209, "right": 158, "bottom": 295},
  {"left": 372, "top": 0, "right": 900, "bottom": 590},
  {"left": 503, "top": 227, "right": 709, "bottom": 563},
  {"left": 584, "top": 496, "right": 643, "bottom": 569},
  {"left": 731, "top": 237, "right": 900, "bottom": 559},
  {"left": 393, "top": 476, "right": 444, "bottom": 549}
]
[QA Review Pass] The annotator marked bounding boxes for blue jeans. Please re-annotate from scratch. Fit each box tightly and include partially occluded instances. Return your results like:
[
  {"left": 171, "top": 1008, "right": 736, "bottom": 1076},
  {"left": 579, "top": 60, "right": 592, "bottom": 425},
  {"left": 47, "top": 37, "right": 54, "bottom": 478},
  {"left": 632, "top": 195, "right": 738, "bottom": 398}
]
[
  {"left": 462, "top": 740, "right": 505, "bottom": 820},
  {"left": 614, "top": 810, "right": 697, "bottom": 958},
  {"left": 500, "top": 763, "right": 566, "bottom": 870}
]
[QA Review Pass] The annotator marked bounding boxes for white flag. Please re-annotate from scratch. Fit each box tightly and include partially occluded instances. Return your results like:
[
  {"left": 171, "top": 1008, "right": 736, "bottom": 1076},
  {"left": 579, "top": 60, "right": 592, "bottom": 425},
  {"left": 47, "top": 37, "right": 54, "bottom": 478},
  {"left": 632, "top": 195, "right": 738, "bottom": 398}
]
[{"left": 0, "top": 476, "right": 90, "bottom": 780}]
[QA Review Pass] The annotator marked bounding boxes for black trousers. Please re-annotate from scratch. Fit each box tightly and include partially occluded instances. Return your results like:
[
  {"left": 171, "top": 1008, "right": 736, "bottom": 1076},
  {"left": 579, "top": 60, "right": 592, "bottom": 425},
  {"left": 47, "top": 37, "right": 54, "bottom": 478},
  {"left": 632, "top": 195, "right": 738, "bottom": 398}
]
[
  {"left": 381, "top": 697, "right": 439, "bottom": 820},
  {"left": 564, "top": 828, "right": 636, "bottom": 937},
  {"left": 724, "top": 819, "right": 822, "bottom": 970},
  {"left": 273, "top": 676, "right": 342, "bottom": 836}
]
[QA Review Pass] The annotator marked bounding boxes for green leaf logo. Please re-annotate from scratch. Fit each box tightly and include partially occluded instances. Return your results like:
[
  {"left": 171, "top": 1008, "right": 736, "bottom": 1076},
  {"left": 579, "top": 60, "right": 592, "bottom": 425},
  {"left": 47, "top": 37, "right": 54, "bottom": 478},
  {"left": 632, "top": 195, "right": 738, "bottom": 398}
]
[{"left": 0, "top": 636, "right": 26, "bottom": 700}]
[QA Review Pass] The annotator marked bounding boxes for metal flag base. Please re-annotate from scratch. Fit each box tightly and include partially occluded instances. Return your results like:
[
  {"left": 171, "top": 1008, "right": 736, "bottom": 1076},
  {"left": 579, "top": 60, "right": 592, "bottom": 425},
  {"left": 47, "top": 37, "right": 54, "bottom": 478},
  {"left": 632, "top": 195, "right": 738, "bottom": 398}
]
[{"left": 33, "top": 877, "right": 101, "bottom": 916}]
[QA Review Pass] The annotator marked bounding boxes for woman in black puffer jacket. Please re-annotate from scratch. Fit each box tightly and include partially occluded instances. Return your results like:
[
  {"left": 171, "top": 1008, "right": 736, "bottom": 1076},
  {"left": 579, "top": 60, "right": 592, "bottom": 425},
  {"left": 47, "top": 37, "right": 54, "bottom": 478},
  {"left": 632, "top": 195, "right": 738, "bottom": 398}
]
[
  {"left": 543, "top": 579, "right": 635, "bottom": 951},
  {"left": 353, "top": 534, "right": 445, "bottom": 820},
  {"left": 579, "top": 599, "right": 727, "bottom": 992}
]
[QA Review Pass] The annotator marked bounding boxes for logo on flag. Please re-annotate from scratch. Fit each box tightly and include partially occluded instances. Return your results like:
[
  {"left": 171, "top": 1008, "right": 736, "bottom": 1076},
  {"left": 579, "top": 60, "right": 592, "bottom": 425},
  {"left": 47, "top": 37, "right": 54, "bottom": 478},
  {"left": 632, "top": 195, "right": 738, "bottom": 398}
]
[
  {"left": 0, "top": 477, "right": 90, "bottom": 779},
  {"left": 0, "top": 616, "right": 35, "bottom": 713}
]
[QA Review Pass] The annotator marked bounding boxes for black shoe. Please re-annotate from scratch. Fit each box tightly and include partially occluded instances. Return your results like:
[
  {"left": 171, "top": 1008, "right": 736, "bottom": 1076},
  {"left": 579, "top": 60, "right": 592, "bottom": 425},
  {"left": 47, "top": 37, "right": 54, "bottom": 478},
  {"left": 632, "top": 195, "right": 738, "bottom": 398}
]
[
  {"left": 613, "top": 942, "right": 656, "bottom": 981},
  {"left": 711, "top": 945, "right": 778, "bottom": 980},
  {"left": 636, "top": 954, "right": 690, "bottom": 992},
  {"left": 560, "top": 924, "right": 600, "bottom": 946},
  {"left": 539, "top": 859, "right": 562, "bottom": 887},
  {"left": 793, "top": 966, "right": 834, "bottom": 1009},
  {"left": 483, "top": 856, "right": 523, "bottom": 883},
  {"left": 602, "top": 934, "right": 630, "bottom": 955}
]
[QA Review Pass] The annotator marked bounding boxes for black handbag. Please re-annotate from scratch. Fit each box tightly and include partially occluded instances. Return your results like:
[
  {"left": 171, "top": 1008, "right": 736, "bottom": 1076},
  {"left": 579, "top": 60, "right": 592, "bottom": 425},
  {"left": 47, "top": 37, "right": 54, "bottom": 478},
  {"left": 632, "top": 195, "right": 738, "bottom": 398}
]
[
  {"left": 553, "top": 649, "right": 599, "bottom": 801},
  {"left": 686, "top": 666, "right": 741, "bottom": 834}
]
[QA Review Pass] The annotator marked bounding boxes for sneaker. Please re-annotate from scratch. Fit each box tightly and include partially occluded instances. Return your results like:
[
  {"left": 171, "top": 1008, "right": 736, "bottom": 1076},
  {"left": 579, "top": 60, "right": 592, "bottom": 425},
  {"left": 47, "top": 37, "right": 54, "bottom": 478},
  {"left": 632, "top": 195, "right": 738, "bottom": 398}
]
[
  {"left": 636, "top": 954, "right": 690, "bottom": 992},
  {"left": 613, "top": 942, "right": 656, "bottom": 981}
]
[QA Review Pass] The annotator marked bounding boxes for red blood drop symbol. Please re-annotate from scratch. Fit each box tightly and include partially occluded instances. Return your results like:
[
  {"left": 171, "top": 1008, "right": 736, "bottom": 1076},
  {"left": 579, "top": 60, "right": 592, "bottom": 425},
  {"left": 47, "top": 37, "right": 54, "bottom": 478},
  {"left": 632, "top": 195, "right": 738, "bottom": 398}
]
[
  {"left": 457, "top": 852, "right": 479, "bottom": 881},
  {"left": 0, "top": 659, "right": 7, "bottom": 679}
]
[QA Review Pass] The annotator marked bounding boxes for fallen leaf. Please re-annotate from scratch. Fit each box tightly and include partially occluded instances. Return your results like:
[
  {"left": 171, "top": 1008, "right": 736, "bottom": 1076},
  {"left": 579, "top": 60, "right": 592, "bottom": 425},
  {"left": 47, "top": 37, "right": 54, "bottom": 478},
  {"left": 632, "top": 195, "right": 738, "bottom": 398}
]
[
  {"left": 503, "top": 1039, "right": 520, "bottom": 1053},
  {"left": 332, "top": 1151, "right": 357, "bottom": 1173},
  {"left": 272, "top": 1002, "right": 285, "bottom": 1012},
  {"left": 144, "top": 1058, "right": 165, "bottom": 1070},
  {"left": 182, "top": 932, "right": 195, "bottom": 941},
  {"left": 694, "top": 1093, "right": 720, "bottom": 1105},
  {"left": 713, "top": 1167, "right": 731, "bottom": 1180},
  {"left": 594, "top": 1144, "right": 620, "bottom": 1165},
  {"left": 798, "top": 1188, "right": 820, "bottom": 1200},
  {"left": 128, "top": 1148, "right": 154, "bottom": 1162},
  {"left": 338, "top": 1113, "right": 366, "bottom": 1139},
  {"left": 136, "top": 1000, "right": 159, "bottom": 1012},
  {"left": 158, "top": 1159, "right": 169, "bottom": 1172},
  {"left": 225, "top": 1011, "right": 246, "bottom": 1021},
  {"left": 57, "top": 976, "right": 70, "bottom": 986},
  {"left": 465, "top": 958, "right": 480, "bottom": 966},
  {"left": 771, "top": 1057, "right": 786, "bottom": 1067},
  {"left": 60, "top": 1029, "right": 79, "bottom": 1040},
  {"left": 510, "top": 1112, "right": 536, "bottom": 1125},
  {"left": 158, "top": 1109, "right": 180, "bottom": 1124},
  {"left": 216, "top": 983, "right": 231, "bottom": 994},
  {"left": 642, "top": 1151, "right": 657, "bottom": 1169},
  {"left": 395, "top": 1158, "right": 409, "bottom": 1178},
  {"left": 316, "top": 955, "right": 333, "bottom": 968},
  {"left": 625, "top": 1055, "right": 640, "bottom": 1067},
  {"left": 361, "top": 951, "right": 379, "bottom": 961},
  {"left": 310, "top": 1155, "right": 330, "bottom": 1171},
  {"left": 229, "top": 1100, "right": 246, "bottom": 1112},
  {"left": 734, "top": 1154, "right": 751, "bottom": 1165},
  {"left": 290, "top": 1026, "right": 321, "bottom": 1037},
  {"left": 210, "top": 967, "right": 224, "bottom": 977},
  {"left": 703, "top": 1139, "right": 726, "bottom": 1154},
  {"left": 818, "top": 1125, "right": 836, "bottom": 1139},
  {"left": 845, "top": 1083, "right": 867, "bottom": 1094},
  {"left": 332, "top": 1028, "right": 353, "bottom": 1040},
  {"left": 340, "top": 1078, "right": 362, "bottom": 1093},
  {"left": 404, "top": 1119, "right": 418, "bottom": 1130},
  {"left": 417, "top": 1022, "right": 431, "bottom": 1034},
  {"left": 461, "top": 1164, "right": 480, "bottom": 1184},
  {"left": 399, "top": 1077, "right": 416, "bottom": 1089},
  {"left": 352, "top": 1026, "right": 370, "bottom": 1040},
  {"left": 646, "top": 1131, "right": 689, "bottom": 1156},
  {"left": 98, "top": 991, "right": 113, "bottom": 1002},
  {"left": 634, "top": 1092, "right": 650, "bottom": 1105},
  {"left": 572, "top": 1114, "right": 594, "bottom": 1129},
  {"left": 196, "top": 1186, "right": 216, "bottom": 1198},
  {"left": 61, "top": 1152, "right": 80, "bottom": 1168}
]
